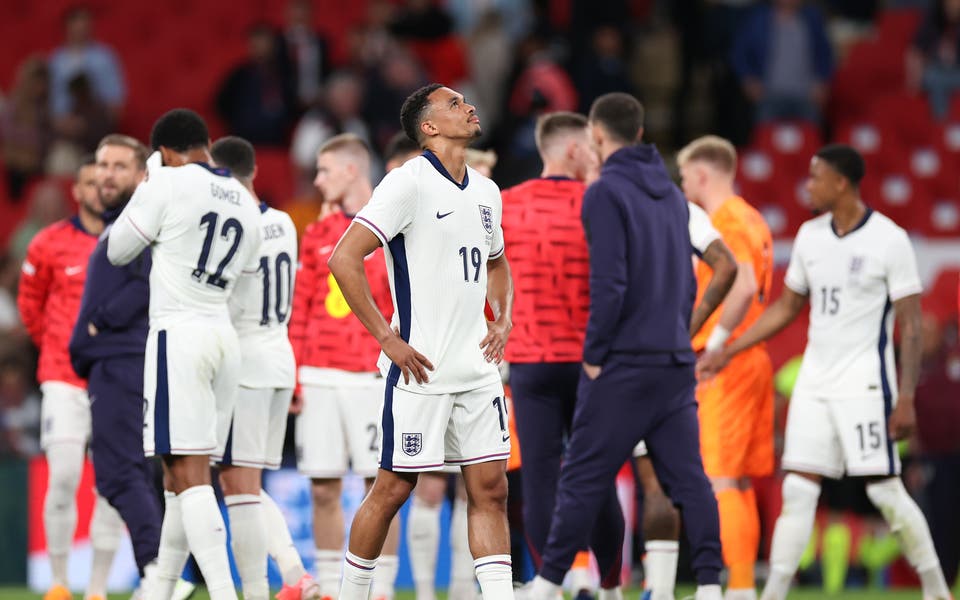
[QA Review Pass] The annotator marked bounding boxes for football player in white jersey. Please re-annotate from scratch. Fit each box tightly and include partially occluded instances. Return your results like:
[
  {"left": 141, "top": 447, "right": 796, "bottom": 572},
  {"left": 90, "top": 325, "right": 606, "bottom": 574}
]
[
  {"left": 108, "top": 109, "right": 263, "bottom": 600},
  {"left": 328, "top": 84, "right": 516, "bottom": 600},
  {"left": 698, "top": 144, "right": 952, "bottom": 600},
  {"left": 209, "top": 136, "right": 321, "bottom": 600}
]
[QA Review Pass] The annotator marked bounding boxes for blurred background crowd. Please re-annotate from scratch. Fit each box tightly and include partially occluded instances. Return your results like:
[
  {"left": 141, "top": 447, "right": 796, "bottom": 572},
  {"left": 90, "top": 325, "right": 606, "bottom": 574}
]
[{"left": 0, "top": 0, "right": 959, "bottom": 591}]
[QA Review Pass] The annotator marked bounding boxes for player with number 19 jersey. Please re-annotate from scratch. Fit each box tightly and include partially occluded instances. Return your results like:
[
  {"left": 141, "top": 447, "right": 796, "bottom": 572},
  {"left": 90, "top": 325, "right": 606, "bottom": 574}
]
[
  {"left": 354, "top": 151, "right": 508, "bottom": 471},
  {"left": 108, "top": 162, "right": 262, "bottom": 457},
  {"left": 356, "top": 153, "right": 504, "bottom": 394}
]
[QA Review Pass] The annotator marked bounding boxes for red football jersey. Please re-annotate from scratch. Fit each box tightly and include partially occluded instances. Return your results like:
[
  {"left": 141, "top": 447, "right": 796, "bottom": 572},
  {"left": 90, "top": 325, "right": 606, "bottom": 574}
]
[
  {"left": 289, "top": 212, "right": 393, "bottom": 373},
  {"left": 502, "top": 177, "right": 589, "bottom": 363},
  {"left": 17, "top": 217, "right": 99, "bottom": 388}
]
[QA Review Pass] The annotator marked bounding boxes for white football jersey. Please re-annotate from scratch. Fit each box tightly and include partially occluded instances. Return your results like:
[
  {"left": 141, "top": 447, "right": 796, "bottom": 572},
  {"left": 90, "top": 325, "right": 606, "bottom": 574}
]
[
  {"left": 229, "top": 204, "right": 298, "bottom": 389},
  {"left": 784, "top": 210, "right": 922, "bottom": 397},
  {"left": 108, "top": 162, "right": 262, "bottom": 329},
  {"left": 688, "top": 201, "right": 720, "bottom": 255},
  {"left": 354, "top": 151, "right": 504, "bottom": 395}
]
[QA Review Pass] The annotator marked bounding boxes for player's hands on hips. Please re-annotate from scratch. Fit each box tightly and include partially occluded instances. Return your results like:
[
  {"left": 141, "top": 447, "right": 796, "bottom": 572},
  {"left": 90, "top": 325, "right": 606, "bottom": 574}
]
[
  {"left": 888, "top": 394, "right": 916, "bottom": 440},
  {"left": 696, "top": 349, "right": 729, "bottom": 381},
  {"left": 582, "top": 362, "right": 602, "bottom": 380},
  {"left": 382, "top": 333, "right": 434, "bottom": 385},
  {"left": 480, "top": 319, "right": 512, "bottom": 364}
]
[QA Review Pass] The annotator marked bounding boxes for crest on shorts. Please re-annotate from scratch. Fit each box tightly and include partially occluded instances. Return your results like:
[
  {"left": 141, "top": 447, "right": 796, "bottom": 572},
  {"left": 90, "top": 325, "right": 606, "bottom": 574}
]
[
  {"left": 402, "top": 432, "right": 422, "bottom": 456},
  {"left": 478, "top": 205, "right": 494, "bottom": 234}
]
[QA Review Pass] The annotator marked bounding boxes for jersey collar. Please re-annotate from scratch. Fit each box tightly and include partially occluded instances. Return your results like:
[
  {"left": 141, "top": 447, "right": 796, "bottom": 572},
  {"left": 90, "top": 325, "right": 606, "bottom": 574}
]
[
  {"left": 69, "top": 214, "right": 97, "bottom": 237},
  {"left": 259, "top": 201, "right": 269, "bottom": 214},
  {"left": 830, "top": 207, "right": 873, "bottom": 238},
  {"left": 422, "top": 149, "right": 469, "bottom": 190},
  {"left": 194, "top": 162, "right": 232, "bottom": 178},
  {"left": 541, "top": 175, "right": 574, "bottom": 181}
]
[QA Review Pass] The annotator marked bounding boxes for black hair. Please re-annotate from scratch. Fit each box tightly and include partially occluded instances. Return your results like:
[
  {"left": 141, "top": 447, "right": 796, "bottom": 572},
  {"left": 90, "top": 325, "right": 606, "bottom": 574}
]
[
  {"left": 211, "top": 136, "right": 256, "bottom": 179},
  {"left": 815, "top": 144, "right": 865, "bottom": 186},
  {"left": 149, "top": 108, "right": 209, "bottom": 153},
  {"left": 384, "top": 130, "right": 421, "bottom": 163},
  {"left": 400, "top": 83, "right": 443, "bottom": 146},
  {"left": 588, "top": 92, "right": 644, "bottom": 144},
  {"left": 78, "top": 153, "right": 96, "bottom": 169}
]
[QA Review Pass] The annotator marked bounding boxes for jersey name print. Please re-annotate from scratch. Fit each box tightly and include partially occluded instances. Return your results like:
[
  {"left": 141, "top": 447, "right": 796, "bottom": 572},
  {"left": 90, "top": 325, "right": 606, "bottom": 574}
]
[{"left": 230, "top": 204, "right": 297, "bottom": 389}]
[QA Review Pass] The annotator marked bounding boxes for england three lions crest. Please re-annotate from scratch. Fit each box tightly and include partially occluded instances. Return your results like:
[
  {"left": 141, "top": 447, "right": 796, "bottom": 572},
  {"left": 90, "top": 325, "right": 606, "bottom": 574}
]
[
  {"left": 402, "top": 432, "right": 422, "bottom": 456},
  {"left": 479, "top": 205, "right": 494, "bottom": 234}
]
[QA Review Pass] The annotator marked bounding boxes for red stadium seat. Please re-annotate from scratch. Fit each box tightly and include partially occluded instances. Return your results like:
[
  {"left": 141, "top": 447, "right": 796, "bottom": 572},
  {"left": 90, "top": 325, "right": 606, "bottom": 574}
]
[
  {"left": 750, "top": 121, "right": 822, "bottom": 175},
  {"left": 924, "top": 267, "right": 960, "bottom": 323},
  {"left": 252, "top": 148, "right": 296, "bottom": 209},
  {"left": 861, "top": 173, "right": 928, "bottom": 232},
  {"left": 867, "top": 91, "right": 937, "bottom": 148}
]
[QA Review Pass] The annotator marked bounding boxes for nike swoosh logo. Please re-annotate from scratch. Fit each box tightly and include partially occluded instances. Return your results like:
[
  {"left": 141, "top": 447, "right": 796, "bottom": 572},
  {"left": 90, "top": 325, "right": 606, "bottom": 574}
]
[
  {"left": 436, "top": 211, "right": 454, "bottom": 219},
  {"left": 502, "top": 434, "right": 510, "bottom": 442},
  {"left": 318, "top": 244, "right": 335, "bottom": 255},
  {"left": 64, "top": 265, "right": 84, "bottom": 276}
]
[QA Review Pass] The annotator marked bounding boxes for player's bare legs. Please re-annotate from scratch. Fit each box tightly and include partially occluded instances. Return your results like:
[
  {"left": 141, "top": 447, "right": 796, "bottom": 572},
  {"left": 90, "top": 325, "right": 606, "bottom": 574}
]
[
  {"left": 635, "top": 455, "right": 681, "bottom": 600},
  {"left": 461, "top": 460, "right": 514, "bottom": 599},
  {"left": 220, "top": 466, "right": 268, "bottom": 600},
  {"left": 366, "top": 477, "right": 401, "bottom": 600},
  {"left": 159, "top": 455, "right": 237, "bottom": 600},
  {"left": 339, "top": 470, "right": 417, "bottom": 600}
]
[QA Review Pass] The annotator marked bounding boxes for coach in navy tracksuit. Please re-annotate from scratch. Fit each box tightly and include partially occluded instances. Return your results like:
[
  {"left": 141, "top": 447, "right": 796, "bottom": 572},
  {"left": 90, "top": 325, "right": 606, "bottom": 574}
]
[
  {"left": 69, "top": 136, "right": 161, "bottom": 577},
  {"left": 524, "top": 93, "right": 723, "bottom": 600}
]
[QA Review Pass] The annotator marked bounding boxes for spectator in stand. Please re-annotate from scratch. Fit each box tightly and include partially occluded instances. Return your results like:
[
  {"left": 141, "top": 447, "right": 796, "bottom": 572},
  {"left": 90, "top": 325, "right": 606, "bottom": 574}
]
[
  {"left": 291, "top": 71, "right": 375, "bottom": 184},
  {"left": 464, "top": 10, "right": 514, "bottom": 137},
  {"left": 913, "top": 311, "right": 960, "bottom": 587},
  {"left": 0, "top": 254, "right": 25, "bottom": 338},
  {"left": 362, "top": 48, "right": 426, "bottom": 150},
  {"left": 574, "top": 25, "right": 636, "bottom": 114},
  {"left": 48, "top": 74, "right": 115, "bottom": 176},
  {"left": 0, "top": 56, "right": 52, "bottom": 200},
  {"left": 216, "top": 24, "right": 297, "bottom": 146},
  {"left": 48, "top": 5, "right": 125, "bottom": 120},
  {"left": 7, "top": 181, "right": 68, "bottom": 264},
  {"left": 731, "top": 0, "right": 833, "bottom": 124},
  {"left": 389, "top": 0, "right": 454, "bottom": 41},
  {"left": 0, "top": 356, "right": 41, "bottom": 459},
  {"left": 282, "top": 0, "right": 331, "bottom": 109},
  {"left": 907, "top": 0, "right": 960, "bottom": 119}
]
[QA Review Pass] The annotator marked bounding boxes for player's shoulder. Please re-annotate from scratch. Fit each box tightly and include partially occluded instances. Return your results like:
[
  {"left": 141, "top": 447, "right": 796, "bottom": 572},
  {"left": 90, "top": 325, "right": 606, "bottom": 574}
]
[
  {"left": 796, "top": 212, "right": 833, "bottom": 238},
  {"left": 263, "top": 205, "right": 296, "bottom": 230},
  {"left": 864, "top": 209, "right": 906, "bottom": 235},
  {"left": 30, "top": 218, "right": 76, "bottom": 248},
  {"left": 466, "top": 166, "right": 500, "bottom": 195}
]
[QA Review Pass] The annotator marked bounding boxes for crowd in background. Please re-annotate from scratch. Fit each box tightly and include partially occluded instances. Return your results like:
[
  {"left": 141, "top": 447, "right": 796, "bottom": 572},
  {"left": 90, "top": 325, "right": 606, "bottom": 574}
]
[{"left": 0, "top": 0, "right": 958, "bottom": 589}]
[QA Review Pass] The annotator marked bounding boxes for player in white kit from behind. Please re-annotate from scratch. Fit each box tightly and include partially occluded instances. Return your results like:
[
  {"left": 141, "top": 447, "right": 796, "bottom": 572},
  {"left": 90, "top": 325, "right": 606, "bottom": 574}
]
[
  {"left": 698, "top": 144, "right": 952, "bottom": 600},
  {"left": 209, "top": 136, "right": 321, "bottom": 600},
  {"left": 108, "top": 109, "right": 262, "bottom": 600}
]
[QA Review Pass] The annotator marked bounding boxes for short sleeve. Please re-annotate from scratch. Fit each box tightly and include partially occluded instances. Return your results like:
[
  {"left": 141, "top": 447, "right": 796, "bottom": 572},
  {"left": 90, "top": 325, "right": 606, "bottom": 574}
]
[
  {"left": 783, "top": 229, "right": 809, "bottom": 295},
  {"left": 489, "top": 189, "right": 505, "bottom": 259},
  {"left": 687, "top": 202, "right": 720, "bottom": 256},
  {"left": 354, "top": 168, "right": 417, "bottom": 245},
  {"left": 886, "top": 228, "right": 923, "bottom": 301}
]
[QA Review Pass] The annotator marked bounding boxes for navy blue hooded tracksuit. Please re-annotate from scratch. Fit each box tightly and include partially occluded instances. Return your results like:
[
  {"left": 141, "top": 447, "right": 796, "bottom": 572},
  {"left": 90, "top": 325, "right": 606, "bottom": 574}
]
[
  {"left": 69, "top": 204, "right": 161, "bottom": 573},
  {"left": 537, "top": 144, "right": 723, "bottom": 587}
]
